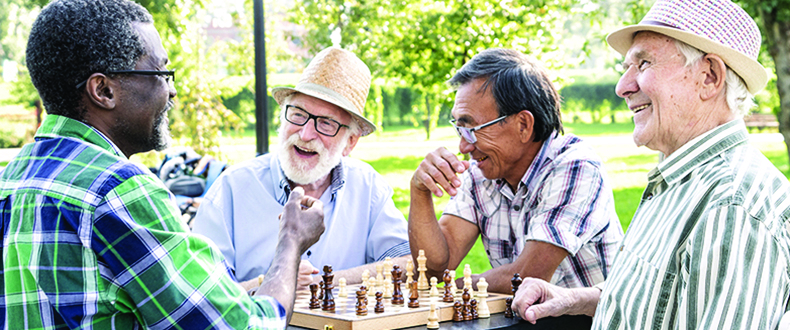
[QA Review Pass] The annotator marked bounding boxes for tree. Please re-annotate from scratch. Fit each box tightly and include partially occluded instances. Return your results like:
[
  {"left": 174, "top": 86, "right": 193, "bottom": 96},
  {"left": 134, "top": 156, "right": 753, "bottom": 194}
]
[
  {"left": 291, "top": 0, "right": 589, "bottom": 139},
  {"left": 739, "top": 1, "right": 790, "bottom": 161}
]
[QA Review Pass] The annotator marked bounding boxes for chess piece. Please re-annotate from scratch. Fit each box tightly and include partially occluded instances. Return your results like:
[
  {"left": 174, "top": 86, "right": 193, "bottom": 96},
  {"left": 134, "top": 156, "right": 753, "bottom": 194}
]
[
  {"left": 356, "top": 288, "right": 368, "bottom": 316},
  {"left": 429, "top": 277, "right": 439, "bottom": 298},
  {"left": 449, "top": 270, "right": 458, "bottom": 300},
  {"left": 338, "top": 278, "right": 348, "bottom": 297},
  {"left": 471, "top": 299, "right": 479, "bottom": 319},
  {"left": 462, "top": 288, "right": 472, "bottom": 321},
  {"left": 463, "top": 264, "right": 474, "bottom": 297},
  {"left": 375, "top": 292, "right": 385, "bottom": 313},
  {"left": 309, "top": 283, "right": 320, "bottom": 309},
  {"left": 405, "top": 258, "right": 414, "bottom": 284},
  {"left": 427, "top": 302, "right": 440, "bottom": 329},
  {"left": 511, "top": 273, "right": 523, "bottom": 296},
  {"left": 361, "top": 269, "right": 370, "bottom": 284},
  {"left": 321, "top": 265, "right": 335, "bottom": 312},
  {"left": 452, "top": 301, "right": 464, "bottom": 322},
  {"left": 383, "top": 262, "right": 393, "bottom": 299},
  {"left": 417, "top": 249, "right": 429, "bottom": 290},
  {"left": 408, "top": 281, "right": 420, "bottom": 308},
  {"left": 391, "top": 264, "right": 404, "bottom": 305},
  {"left": 443, "top": 270, "right": 454, "bottom": 303},
  {"left": 319, "top": 281, "right": 324, "bottom": 300},
  {"left": 477, "top": 278, "right": 490, "bottom": 318},
  {"left": 375, "top": 263, "right": 384, "bottom": 294},
  {"left": 504, "top": 297, "right": 514, "bottom": 318},
  {"left": 367, "top": 277, "right": 377, "bottom": 297}
]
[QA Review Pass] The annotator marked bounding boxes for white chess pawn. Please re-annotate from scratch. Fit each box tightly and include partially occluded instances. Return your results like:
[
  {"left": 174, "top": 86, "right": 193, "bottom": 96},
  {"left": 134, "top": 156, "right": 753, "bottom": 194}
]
[
  {"left": 429, "top": 277, "right": 439, "bottom": 298},
  {"left": 477, "top": 278, "right": 490, "bottom": 318},
  {"left": 338, "top": 278, "right": 347, "bottom": 297},
  {"left": 417, "top": 250, "right": 429, "bottom": 290},
  {"left": 427, "top": 302, "right": 440, "bottom": 329},
  {"left": 361, "top": 269, "right": 370, "bottom": 284},
  {"left": 367, "top": 277, "right": 377, "bottom": 297},
  {"left": 405, "top": 259, "right": 414, "bottom": 285}
]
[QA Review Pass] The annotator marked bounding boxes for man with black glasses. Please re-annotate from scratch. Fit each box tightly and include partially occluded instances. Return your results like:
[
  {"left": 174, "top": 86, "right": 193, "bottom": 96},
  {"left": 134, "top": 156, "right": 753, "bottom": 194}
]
[
  {"left": 408, "top": 49, "right": 624, "bottom": 295},
  {"left": 192, "top": 47, "right": 410, "bottom": 290},
  {"left": 1, "top": 0, "right": 325, "bottom": 328}
]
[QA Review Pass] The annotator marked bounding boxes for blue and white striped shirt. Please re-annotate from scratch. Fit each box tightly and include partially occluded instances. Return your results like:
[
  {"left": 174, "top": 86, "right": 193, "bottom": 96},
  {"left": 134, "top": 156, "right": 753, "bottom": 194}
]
[{"left": 595, "top": 120, "right": 790, "bottom": 329}]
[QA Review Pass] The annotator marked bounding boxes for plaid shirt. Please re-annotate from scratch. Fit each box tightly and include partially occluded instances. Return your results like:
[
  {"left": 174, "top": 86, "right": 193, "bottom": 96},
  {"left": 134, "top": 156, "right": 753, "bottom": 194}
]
[
  {"left": 444, "top": 132, "right": 623, "bottom": 288},
  {"left": 1, "top": 115, "right": 285, "bottom": 329}
]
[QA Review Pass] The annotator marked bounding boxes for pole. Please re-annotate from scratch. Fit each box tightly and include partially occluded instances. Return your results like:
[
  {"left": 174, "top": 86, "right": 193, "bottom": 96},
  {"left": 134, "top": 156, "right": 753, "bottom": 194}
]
[{"left": 254, "top": 0, "right": 269, "bottom": 155}]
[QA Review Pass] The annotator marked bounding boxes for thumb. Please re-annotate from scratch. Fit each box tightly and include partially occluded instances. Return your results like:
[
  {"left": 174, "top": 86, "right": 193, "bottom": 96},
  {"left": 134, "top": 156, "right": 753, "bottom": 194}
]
[{"left": 288, "top": 186, "right": 305, "bottom": 204}]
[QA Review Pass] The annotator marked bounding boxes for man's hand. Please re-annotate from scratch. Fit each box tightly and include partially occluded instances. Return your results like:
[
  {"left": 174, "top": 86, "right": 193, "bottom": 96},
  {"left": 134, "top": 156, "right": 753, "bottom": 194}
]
[
  {"left": 279, "top": 186, "right": 324, "bottom": 254},
  {"left": 512, "top": 278, "right": 600, "bottom": 324},
  {"left": 411, "top": 147, "right": 470, "bottom": 197},
  {"left": 298, "top": 259, "right": 319, "bottom": 288}
]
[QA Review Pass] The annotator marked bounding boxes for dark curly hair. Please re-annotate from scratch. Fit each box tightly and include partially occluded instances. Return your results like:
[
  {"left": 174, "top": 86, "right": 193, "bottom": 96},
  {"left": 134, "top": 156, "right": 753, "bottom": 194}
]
[
  {"left": 449, "top": 48, "right": 563, "bottom": 142},
  {"left": 26, "top": 0, "right": 153, "bottom": 120}
]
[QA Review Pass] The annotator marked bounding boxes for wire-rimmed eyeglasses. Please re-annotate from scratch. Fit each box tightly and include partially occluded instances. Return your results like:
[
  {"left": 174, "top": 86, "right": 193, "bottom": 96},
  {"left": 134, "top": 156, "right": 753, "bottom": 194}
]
[
  {"left": 75, "top": 70, "right": 176, "bottom": 89},
  {"left": 450, "top": 115, "right": 508, "bottom": 144},
  {"left": 284, "top": 105, "right": 349, "bottom": 137}
]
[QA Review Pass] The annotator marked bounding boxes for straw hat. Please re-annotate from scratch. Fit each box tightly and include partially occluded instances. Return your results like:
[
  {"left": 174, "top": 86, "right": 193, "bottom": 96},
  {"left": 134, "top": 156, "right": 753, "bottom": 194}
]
[
  {"left": 607, "top": 0, "right": 767, "bottom": 94},
  {"left": 272, "top": 47, "right": 376, "bottom": 136}
]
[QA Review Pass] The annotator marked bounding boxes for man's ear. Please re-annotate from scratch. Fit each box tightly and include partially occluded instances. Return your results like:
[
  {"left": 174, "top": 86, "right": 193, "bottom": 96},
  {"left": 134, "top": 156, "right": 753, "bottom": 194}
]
[
  {"left": 84, "top": 73, "right": 117, "bottom": 110},
  {"left": 342, "top": 132, "right": 359, "bottom": 157},
  {"left": 516, "top": 110, "right": 534, "bottom": 142},
  {"left": 700, "top": 54, "right": 727, "bottom": 101}
]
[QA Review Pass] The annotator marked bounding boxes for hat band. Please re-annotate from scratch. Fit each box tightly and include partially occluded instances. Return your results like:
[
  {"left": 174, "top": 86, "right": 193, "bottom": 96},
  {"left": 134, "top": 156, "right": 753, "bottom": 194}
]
[
  {"left": 640, "top": 19, "right": 675, "bottom": 29},
  {"left": 296, "top": 82, "right": 361, "bottom": 117}
]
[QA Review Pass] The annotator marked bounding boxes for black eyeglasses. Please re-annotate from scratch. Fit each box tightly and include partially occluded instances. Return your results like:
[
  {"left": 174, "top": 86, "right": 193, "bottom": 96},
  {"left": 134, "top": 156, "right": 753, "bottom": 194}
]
[
  {"left": 75, "top": 69, "right": 176, "bottom": 89},
  {"left": 284, "top": 105, "right": 349, "bottom": 137}
]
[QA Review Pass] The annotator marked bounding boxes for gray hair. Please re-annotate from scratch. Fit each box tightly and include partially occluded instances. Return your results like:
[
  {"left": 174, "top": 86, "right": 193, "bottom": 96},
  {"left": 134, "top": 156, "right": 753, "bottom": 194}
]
[
  {"left": 26, "top": 0, "right": 153, "bottom": 120},
  {"left": 674, "top": 40, "right": 755, "bottom": 117}
]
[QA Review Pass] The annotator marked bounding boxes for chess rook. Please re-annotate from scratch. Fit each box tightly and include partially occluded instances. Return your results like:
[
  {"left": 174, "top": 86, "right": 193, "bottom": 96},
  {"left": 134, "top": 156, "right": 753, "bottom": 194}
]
[{"left": 309, "top": 283, "right": 320, "bottom": 309}]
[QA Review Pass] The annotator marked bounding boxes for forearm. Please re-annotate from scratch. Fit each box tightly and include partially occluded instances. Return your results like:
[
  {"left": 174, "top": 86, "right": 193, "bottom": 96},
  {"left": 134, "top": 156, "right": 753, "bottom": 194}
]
[
  {"left": 408, "top": 186, "right": 451, "bottom": 274},
  {"left": 331, "top": 256, "right": 412, "bottom": 285},
  {"left": 255, "top": 237, "right": 302, "bottom": 323}
]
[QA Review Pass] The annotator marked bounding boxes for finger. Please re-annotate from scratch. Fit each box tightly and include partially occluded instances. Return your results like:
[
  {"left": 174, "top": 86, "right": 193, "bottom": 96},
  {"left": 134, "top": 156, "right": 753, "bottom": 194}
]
[
  {"left": 413, "top": 169, "right": 444, "bottom": 197},
  {"left": 513, "top": 280, "right": 547, "bottom": 323},
  {"left": 437, "top": 147, "right": 467, "bottom": 175},
  {"left": 287, "top": 186, "right": 305, "bottom": 208},
  {"left": 299, "top": 194, "right": 320, "bottom": 209}
]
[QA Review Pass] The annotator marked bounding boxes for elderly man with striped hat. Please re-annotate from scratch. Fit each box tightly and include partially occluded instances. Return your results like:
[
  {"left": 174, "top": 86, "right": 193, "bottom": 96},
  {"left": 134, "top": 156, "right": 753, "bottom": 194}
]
[
  {"left": 513, "top": 0, "right": 790, "bottom": 329},
  {"left": 193, "top": 47, "right": 410, "bottom": 291}
]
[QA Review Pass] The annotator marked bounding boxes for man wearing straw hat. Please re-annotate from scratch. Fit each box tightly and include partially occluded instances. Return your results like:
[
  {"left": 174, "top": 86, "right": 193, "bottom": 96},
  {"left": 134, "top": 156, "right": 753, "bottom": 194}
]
[
  {"left": 512, "top": 0, "right": 790, "bottom": 328},
  {"left": 193, "top": 47, "right": 410, "bottom": 290}
]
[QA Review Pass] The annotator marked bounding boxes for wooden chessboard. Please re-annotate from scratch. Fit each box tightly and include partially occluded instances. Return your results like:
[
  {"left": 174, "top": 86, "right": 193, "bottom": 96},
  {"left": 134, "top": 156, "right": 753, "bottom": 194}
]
[{"left": 290, "top": 285, "right": 511, "bottom": 330}]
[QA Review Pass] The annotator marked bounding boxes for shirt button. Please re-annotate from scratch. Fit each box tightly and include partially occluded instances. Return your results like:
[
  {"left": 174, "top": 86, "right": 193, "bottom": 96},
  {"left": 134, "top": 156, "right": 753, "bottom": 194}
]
[
  {"left": 513, "top": 205, "right": 521, "bottom": 211},
  {"left": 645, "top": 194, "right": 653, "bottom": 200}
]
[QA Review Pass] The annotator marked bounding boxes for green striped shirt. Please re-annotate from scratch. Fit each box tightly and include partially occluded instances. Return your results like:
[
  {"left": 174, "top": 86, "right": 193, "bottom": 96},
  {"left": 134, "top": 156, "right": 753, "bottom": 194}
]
[
  {"left": 1, "top": 115, "right": 286, "bottom": 329},
  {"left": 594, "top": 120, "right": 790, "bottom": 329}
]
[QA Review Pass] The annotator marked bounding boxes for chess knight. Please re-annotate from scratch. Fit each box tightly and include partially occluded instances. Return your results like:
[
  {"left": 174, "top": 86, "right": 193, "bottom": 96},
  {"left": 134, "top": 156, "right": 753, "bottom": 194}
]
[
  {"left": 408, "top": 48, "right": 624, "bottom": 293},
  {"left": 193, "top": 47, "right": 411, "bottom": 291}
]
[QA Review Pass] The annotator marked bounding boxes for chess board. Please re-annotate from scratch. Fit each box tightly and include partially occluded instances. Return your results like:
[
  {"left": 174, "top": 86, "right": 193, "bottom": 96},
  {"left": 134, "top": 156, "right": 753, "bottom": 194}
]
[{"left": 290, "top": 285, "right": 511, "bottom": 330}]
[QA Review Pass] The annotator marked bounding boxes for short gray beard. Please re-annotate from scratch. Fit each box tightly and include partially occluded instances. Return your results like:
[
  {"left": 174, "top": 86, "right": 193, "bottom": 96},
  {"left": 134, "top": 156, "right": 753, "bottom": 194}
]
[{"left": 277, "top": 125, "right": 347, "bottom": 185}]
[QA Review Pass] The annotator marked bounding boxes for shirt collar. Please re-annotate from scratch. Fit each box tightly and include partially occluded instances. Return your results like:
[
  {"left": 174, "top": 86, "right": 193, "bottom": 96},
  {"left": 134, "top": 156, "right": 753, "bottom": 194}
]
[
  {"left": 521, "top": 131, "right": 564, "bottom": 193},
  {"left": 652, "top": 119, "right": 748, "bottom": 185},
  {"left": 35, "top": 114, "right": 125, "bottom": 158}
]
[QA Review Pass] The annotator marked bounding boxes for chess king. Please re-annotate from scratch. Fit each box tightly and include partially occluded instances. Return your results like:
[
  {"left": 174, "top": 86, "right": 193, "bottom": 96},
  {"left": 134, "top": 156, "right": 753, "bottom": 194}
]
[
  {"left": 193, "top": 47, "right": 411, "bottom": 290},
  {"left": 408, "top": 48, "right": 625, "bottom": 294}
]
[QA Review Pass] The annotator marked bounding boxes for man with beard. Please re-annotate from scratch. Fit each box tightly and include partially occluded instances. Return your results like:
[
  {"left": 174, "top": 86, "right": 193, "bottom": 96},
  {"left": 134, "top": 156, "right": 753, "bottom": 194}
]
[
  {"left": 192, "top": 47, "right": 410, "bottom": 289},
  {"left": 512, "top": 0, "right": 790, "bottom": 329},
  {"left": 0, "top": 0, "right": 325, "bottom": 328}
]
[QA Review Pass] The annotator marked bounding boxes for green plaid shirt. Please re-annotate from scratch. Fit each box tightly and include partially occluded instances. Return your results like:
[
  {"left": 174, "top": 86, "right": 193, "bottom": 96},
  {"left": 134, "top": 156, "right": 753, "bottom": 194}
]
[
  {"left": 594, "top": 120, "right": 790, "bottom": 329},
  {"left": 1, "top": 115, "right": 286, "bottom": 329}
]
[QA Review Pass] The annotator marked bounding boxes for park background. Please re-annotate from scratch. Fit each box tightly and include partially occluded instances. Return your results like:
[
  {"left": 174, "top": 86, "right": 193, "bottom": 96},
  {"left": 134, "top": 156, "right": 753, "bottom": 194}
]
[{"left": 1, "top": 0, "right": 790, "bottom": 274}]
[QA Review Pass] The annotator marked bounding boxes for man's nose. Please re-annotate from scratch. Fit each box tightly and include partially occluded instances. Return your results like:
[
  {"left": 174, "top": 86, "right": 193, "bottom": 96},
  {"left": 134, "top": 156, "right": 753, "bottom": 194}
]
[
  {"left": 299, "top": 118, "right": 320, "bottom": 141},
  {"left": 615, "top": 67, "right": 638, "bottom": 99},
  {"left": 459, "top": 137, "right": 475, "bottom": 154}
]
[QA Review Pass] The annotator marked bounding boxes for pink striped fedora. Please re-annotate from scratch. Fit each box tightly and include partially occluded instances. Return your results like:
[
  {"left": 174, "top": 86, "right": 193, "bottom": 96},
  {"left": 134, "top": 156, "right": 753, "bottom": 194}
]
[{"left": 607, "top": 0, "right": 767, "bottom": 94}]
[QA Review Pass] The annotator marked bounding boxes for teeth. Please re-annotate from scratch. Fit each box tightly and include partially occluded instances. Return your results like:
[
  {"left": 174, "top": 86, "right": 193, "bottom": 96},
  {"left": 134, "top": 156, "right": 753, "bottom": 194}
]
[
  {"left": 478, "top": 156, "right": 488, "bottom": 162},
  {"left": 296, "top": 146, "right": 315, "bottom": 153},
  {"left": 632, "top": 104, "right": 650, "bottom": 113}
]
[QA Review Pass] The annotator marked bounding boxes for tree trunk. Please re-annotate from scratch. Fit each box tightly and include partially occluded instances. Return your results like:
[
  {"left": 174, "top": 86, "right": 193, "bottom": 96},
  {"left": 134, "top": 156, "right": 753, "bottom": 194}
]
[
  {"left": 424, "top": 94, "right": 432, "bottom": 140},
  {"left": 763, "top": 10, "right": 790, "bottom": 161}
]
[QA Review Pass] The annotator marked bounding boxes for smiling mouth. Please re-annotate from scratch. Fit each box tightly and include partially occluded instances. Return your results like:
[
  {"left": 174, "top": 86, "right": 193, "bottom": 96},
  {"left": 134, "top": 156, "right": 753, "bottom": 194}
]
[
  {"left": 476, "top": 156, "right": 488, "bottom": 162},
  {"left": 632, "top": 104, "right": 651, "bottom": 114},
  {"left": 294, "top": 145, "right": 318, "bottom": 156}
]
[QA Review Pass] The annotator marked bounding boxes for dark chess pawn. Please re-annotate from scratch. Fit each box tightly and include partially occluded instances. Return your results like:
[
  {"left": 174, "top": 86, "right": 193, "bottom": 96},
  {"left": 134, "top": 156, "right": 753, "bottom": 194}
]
[
  {"left": 408, "top": 281, "right": 420, "bottom": 308},
  {"left": 511, "top": 273, "right": 523, "bottom": 296},
  {"left": 452, "top": 301, "right": 464, "bottom": 322},
  {"left": 356, "top": 288, "right": 368, "bottom": 316},
  {"left": 504, "top": 297, "right": 514, "bottom": 318},
  {"left": 443, "top": 269, "right": 454, "bottom": 303},
  {"left": 322, "top": 265, "right": 335, "bottom": 312},
  {"left": 309, "top": 283, "right": 320, "bottom": 309},
  {"left": 391, "top": 264, "right": 404, "bottom": 305},
  {"left": 470, "top": 299, "right": 479, "bottom": 319},
  {"left": 462, "top": 288, "right": 472, "bottom": 321},
  {"left": 375, "top": 292, "right": 385, "bottom": 313}
]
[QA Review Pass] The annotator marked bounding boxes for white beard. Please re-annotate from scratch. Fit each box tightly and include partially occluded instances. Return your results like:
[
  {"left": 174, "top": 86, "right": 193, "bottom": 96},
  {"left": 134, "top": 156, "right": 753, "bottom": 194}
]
[{"left": 277, "top": 127, "right": 348, "bottom": 185}]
